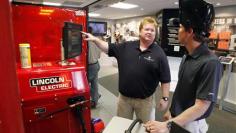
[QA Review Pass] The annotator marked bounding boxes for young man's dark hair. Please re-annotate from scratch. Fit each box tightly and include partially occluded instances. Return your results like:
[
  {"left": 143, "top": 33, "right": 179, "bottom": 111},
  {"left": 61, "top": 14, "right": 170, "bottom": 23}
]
[{"left": 179, "top": 0, "right": 215, "bottom": 42}]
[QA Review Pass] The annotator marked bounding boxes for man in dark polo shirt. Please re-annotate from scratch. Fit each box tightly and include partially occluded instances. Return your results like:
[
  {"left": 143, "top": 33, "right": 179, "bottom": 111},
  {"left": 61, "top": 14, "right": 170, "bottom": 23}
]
[
  {"left": 144, "top": 0, "right": 222, "bottom": 133},
  {"left": 82, "top": 17, "right": 171, "bottom": 122}
]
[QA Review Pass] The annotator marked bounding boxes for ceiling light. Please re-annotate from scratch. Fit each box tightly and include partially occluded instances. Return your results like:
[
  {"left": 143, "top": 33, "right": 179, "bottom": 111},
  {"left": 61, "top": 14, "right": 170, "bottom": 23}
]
[
  {"left": 42, "top": 2, "right": 62, "bottom": 6},
  {"left": 174, "top": 2, "right": 179, "bottom": 5},
  {"left": 88, "top": 13, "right": 101, "bottom": 17},
  {"left": 109, "top": 2, "right": 138, "bottom": 9},
  {"left": 216, "top": 3, "right": 221, "bottom": 6}
]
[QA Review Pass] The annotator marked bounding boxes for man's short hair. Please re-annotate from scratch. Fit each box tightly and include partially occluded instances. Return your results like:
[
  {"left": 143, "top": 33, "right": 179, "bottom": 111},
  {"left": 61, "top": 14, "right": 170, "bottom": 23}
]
[{"left": 139, "top": 17, "right": 158, "bottom": 32}]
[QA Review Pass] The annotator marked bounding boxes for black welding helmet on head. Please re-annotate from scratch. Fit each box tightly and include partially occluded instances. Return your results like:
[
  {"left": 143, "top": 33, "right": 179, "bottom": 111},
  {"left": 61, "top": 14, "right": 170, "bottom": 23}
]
[{"left": 179, "top": 0, "right": 215, "bottom": 37}]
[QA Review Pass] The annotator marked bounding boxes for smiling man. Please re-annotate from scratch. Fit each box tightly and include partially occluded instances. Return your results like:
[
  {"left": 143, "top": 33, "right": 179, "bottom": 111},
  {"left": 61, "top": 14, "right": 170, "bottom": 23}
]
[{"left": 82, "top": 17, "right": 171, "bottom": 122}]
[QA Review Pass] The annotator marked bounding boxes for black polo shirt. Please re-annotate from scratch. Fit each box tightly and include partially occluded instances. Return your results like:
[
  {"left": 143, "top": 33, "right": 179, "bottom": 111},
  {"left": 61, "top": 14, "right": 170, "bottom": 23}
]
[
  {"left": 170, "top": 43, "right": 223, "bottom": 120},
  {"left": 108, "top": 41, "right": 171, "bottom": 99}
]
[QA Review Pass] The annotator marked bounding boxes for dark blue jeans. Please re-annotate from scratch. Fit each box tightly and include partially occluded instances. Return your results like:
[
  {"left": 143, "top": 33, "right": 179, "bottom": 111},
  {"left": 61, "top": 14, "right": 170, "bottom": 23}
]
[{"left": 88, "top": 62, "right": 100, "bottom": 104}]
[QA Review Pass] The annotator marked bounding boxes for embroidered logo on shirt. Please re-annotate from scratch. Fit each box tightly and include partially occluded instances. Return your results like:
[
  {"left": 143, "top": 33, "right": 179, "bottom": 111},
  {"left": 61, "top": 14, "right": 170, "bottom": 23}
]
[{"left": 144, "top": 56, "right": 154, "bottom": 62}]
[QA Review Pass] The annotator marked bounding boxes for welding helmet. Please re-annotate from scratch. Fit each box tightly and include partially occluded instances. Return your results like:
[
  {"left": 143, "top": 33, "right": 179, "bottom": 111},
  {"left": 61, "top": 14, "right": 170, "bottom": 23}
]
[{"left": 179, "top": 0, "right": 215, "bottom": 37}]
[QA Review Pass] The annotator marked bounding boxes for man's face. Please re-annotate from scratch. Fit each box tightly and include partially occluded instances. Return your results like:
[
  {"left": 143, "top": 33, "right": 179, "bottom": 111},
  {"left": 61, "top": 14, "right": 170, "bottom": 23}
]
[
  {"left": 140, "top": 23, "right": 156, "bottom": 43},
  {"left": 178, "top": 24, "right": 189, "bottom": 46}
]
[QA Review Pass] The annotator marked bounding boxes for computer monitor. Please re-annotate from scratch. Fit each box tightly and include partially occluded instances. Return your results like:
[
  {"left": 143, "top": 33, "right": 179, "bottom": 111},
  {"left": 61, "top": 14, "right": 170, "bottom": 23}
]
[
  {"left": 62, "top": 22, "right": 82, "bottom": 59},
  {"left": 88, "top": 21, "right": 107, "bottom": 36}
]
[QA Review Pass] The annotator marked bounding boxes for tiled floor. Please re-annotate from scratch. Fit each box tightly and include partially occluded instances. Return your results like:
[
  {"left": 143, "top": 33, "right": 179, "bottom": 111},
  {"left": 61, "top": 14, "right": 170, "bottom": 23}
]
[
  {"left": 91, "top": 54, "right": 182, "bottom": 125},
  {"left": 91, "top": 66, "right": 118, "bottom": 125}
]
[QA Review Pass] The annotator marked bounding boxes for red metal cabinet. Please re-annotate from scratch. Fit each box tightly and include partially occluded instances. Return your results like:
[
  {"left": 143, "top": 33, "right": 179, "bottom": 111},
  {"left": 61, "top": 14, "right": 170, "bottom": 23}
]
[
  {"left": 12, "top": 3, "right": 92, "bottom": 133},
  {"left": 17, "top": 66, "right": 91, "bottom": 133}
]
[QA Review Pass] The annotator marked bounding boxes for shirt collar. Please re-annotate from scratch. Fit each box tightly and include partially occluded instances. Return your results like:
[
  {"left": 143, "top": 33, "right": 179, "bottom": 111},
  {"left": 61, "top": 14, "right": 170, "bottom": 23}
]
[
  {"left": 188, "top": 43, "right": 209, "bottom": 59},
  {"left": 135, "top": 40, "right": 156, "bottom": 51}
]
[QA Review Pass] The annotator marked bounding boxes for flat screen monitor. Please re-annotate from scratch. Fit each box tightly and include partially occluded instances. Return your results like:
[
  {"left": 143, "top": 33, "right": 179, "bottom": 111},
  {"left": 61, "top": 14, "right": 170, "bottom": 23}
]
[
  {"left": 89, "top": 21, "right": 107, "bottom": 36},
  {"left": 63, "top": 22, "right": 82, "bottom": 59}
]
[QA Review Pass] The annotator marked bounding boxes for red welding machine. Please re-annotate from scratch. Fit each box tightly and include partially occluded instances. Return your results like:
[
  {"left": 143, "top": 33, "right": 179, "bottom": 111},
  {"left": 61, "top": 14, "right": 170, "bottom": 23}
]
[{"left": 12, "top": 2, "right": 104, "bottom": 133}]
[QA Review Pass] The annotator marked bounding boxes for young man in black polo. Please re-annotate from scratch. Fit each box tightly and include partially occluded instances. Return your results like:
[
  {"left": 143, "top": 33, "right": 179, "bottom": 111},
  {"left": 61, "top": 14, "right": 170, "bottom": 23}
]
[
  {"left": 82, "top": 17, "right": 171, "bottom": 122},
  {"left": 144, "top": 0, "right": 222, "bottom": 133}
]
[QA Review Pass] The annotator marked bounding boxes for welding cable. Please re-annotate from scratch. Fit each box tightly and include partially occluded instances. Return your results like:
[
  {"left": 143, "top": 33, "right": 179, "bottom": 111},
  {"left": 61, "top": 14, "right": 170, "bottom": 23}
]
[
  {"left": 38, "top": 100, "right": 89, "bottom": 120},
  {"left": 75, "top": 106, "right": 87, "bottom": 133},
  {"left": 125, "top": 119, "right": 143, "bottom": 133}
]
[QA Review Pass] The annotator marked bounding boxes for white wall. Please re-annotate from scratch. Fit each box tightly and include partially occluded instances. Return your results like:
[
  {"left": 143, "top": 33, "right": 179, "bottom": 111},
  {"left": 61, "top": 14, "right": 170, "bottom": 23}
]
[
  {"left": 215, "top": 5, "right": 236, "bottom": 17},
  {"left": 113, "top": 15, "right": 155, "bottom": 41}
]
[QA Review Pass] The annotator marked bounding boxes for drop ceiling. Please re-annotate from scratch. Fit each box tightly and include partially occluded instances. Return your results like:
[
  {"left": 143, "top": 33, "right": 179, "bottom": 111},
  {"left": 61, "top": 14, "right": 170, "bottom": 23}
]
[{"left": 12, "top": 0, "right": 236, "bottom": 20}]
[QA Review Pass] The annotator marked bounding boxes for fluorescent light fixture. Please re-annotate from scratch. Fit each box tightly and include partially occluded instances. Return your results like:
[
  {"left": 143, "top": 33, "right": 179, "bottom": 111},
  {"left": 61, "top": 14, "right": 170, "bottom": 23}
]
[
  {"left": 42, "top": 2, "right": 62, "bottom": 6},
  {"left": 88, "top": 13, "right": 101, "bottom": 17},
  {"left": 109, "top": 2, "right": 138, "bottom": 9},
  {"left": 216, "top": 2, "right": 221, "bottom": 6},
  {"left": 174, "top": 2, "right": 179, "bottom": 5}
]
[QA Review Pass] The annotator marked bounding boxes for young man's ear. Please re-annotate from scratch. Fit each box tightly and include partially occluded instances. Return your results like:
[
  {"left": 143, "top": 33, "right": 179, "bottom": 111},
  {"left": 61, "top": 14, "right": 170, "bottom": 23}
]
[{"left": 187, "top": 28, "right": 193, "bottom": 34}]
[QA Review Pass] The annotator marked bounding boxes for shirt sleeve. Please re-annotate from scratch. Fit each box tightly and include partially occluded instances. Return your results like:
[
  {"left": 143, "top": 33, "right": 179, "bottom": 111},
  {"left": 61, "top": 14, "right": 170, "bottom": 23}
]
[
  {"left": 196, "top": 59, "right": 223, "bottom": 102},
  {"left": 108, "top": 43, "right": 126, "bottom": 58},
  {"left": 159, "top": 53, "right": 171, "bottom": 83}
]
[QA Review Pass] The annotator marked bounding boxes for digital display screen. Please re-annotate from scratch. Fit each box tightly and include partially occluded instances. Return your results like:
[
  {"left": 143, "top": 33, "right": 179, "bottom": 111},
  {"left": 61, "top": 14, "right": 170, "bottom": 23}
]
[
  {"left": 89, "top": 21, "right": 107, "bottom": 35},
  {"left": 69, "top": 30, "right": 81, "bottom": 48},
  {"left": 63, "top": 22, "right": 82, "bottom": 59}
]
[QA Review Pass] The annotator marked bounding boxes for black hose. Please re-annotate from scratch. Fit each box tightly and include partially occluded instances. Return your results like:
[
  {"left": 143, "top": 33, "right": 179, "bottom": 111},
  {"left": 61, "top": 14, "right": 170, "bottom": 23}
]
[
  {"left": 124, "top": 119, "right": 143, "bottom": 133},
  {"left": 75, "top": 106, "right": 87, "bottom": 133}
]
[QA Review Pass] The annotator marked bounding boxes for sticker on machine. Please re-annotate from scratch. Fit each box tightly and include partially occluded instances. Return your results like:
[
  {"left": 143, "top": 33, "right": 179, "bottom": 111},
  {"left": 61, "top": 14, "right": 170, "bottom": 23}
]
[{"left": 30, "top": 76, "right": 72, "bottom": 92}]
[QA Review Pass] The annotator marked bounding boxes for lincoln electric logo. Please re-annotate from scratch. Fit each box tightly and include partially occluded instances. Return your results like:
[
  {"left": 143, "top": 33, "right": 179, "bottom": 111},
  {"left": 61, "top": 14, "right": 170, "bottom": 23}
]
[{"left": 30, "top": 76, "right": 72, "bottom": 92}]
